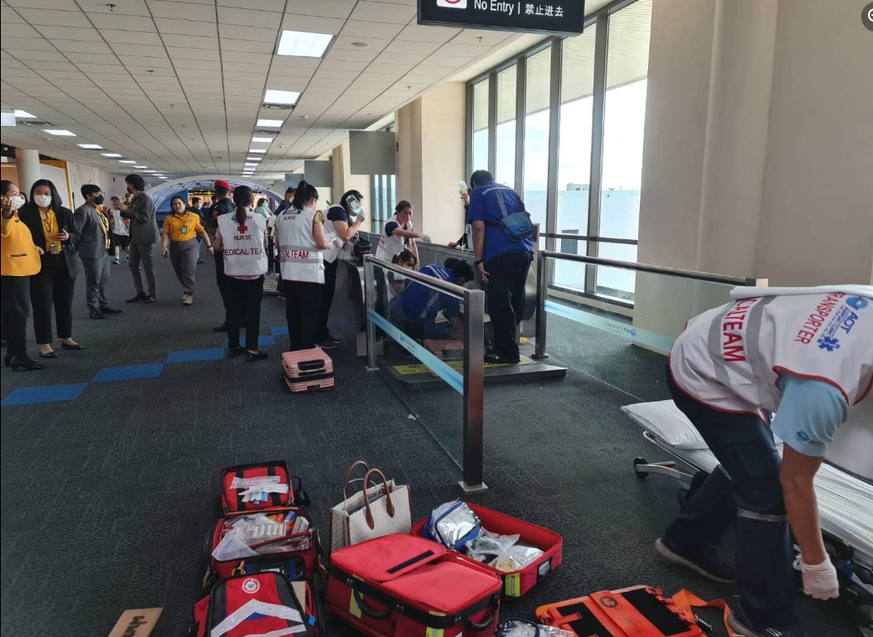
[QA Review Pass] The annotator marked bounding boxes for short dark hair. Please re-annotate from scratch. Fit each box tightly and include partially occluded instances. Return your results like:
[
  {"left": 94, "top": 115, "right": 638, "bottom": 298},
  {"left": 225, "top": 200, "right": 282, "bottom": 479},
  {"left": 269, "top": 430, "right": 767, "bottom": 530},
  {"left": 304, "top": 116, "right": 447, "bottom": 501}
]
[
  {"left": 285, "top": 186, "right": 296, "bottom": 195},
  {"left": 340, "top": 189, "right": 364, "bottom": 212},
  {"left": 192, "top": 197, "right": 201, "bottom": 204},
  {"left": 451, "top": 260, "right": 474, "bottom": 283},
  {"left": 216, "top": 185, "right": 230, "bottom": 197},
  {"left": 395, "top": 200, "right": 413, "bottom": 215},
  {"left": 81, "top": 184, "right": 101, "bottom": 199},
  {"left": 125, "top": 174, "right": 145, "bottom": 191},
  {"left": 110, "top": 195, "right": 120, "bottom": 202},
  {"left": 257, "top": 197, "right": 268, "bottom": 207},
  {"left": 469, "top": 170, "right": 494, "bottom": 189},
  {"left": 1, "top": 180, "right": 15, "bottom": 197}
]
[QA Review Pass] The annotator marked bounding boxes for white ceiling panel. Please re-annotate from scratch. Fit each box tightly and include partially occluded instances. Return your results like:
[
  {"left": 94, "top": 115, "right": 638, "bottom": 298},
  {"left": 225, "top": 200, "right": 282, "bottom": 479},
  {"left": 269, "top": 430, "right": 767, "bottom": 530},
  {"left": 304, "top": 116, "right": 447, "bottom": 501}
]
[
  {"left": 16, "top": 8, "right": 91, "bottom": 27},
  {"left": 218, "top": 6, "right": 281, "bottom": 28},
  {"left": 395, "top": 24, "right": 460, "bottom": 43},
  {"left": 168, "top": 47, "right": 221, "bottom": 62},
  {"left": 88, "top": 12, "right": 156, "bottom": 30},
  {"left": 220, "top": 38, "right": 276, "bottom": 54},
  {"left": 330, "top": 35, "right": 392, "bottom": 52},
  {"left": 154, "top": 18, "right": 215, "bottom": 36},
  {"left": 339, "top": 19, "right": 404, "bottom": 40},
  {"left": 384, "top": 40, "right": 442, "bottom": 56},
  {"left": 103, "top": 30, "right": 164, "bottom": 46},
  {"left": 284, "top": 0, "right": 355, "bottom": 19},
  {"left": 148, "top": 1, "right": 214, "bottom": 21},
  {"left": 4, "top": 0, "right": 79, "bottom": 9},
  {"left": 349, "top": 1, "right": 415, "bottom": 24},
  {"left": 279, "top": 13, "right": 346, "bottom": 34}
]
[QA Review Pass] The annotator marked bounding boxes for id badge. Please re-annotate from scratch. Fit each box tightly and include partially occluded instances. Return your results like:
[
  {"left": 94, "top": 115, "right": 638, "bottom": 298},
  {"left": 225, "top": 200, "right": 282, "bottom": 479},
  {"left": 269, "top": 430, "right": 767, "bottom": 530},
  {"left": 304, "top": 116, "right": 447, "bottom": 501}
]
[
  {"left": 181, "top": 225, "right": 188, "bottom": 235},
  {"left": 49, "top": 243, "right": 60, "bottom": 254}
]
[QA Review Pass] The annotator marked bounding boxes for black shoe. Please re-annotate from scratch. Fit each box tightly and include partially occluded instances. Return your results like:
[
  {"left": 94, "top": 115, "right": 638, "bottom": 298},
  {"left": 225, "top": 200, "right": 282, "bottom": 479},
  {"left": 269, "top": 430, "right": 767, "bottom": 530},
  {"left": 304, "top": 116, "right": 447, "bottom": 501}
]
[
  {"left": 142, "top": 295, "right": 156, "bottom": 304},
  {"left": 126, "top": 293, "right": 147, "bottom": 303},
  {"left": 11, "top": 356, "right": 46, "bottom": 371},
  {"left": 245, "top": 351, "right": 269, "bottom": 362},
  {"left": 101, "top": 306, "right": 122, "bottom": 314},
  {"left": 484, "top": 352, "right": 520, "bottom": 365},
  {"left": 3, "top": 353, "right": 12, "bottom": 367},
  {"left": 655, "top": 537, "right": 736, "bottom": 583},
  {"left": 213, "top": 322, "right": 228, "bottom": 332},
  {"left": 197, "top": 258, "right": 204, "bottom": 264},
  {"left": 61, "top": 342, "right": 84, "bottom": 350},
  {"left": 39, "top": 350, "right": 59, "bottom": 359},
  {"left": 728, "top": 605, "right": 806, "bottom": 637},
  {"left": 90, "top": 310, "right": 106, "bottom": 320},
  {"left": 227, "top": 346, "right": 247, "bottom": 357},
  {"left": 319, "top": 335, "right": 342, "bottom": 350}
]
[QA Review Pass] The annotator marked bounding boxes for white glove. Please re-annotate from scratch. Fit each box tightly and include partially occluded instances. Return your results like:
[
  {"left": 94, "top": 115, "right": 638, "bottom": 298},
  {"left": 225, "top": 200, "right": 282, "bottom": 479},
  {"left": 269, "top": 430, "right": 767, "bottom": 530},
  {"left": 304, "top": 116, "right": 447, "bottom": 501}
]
[
  {"left": 418, "top": 234, "right": 432, "bottom": 243},
  {"left": 356, "top": 211, "right": 366, "bottom": 224},
  {"left": 801, "top": 557, "right": 839, "bottom": 600}
]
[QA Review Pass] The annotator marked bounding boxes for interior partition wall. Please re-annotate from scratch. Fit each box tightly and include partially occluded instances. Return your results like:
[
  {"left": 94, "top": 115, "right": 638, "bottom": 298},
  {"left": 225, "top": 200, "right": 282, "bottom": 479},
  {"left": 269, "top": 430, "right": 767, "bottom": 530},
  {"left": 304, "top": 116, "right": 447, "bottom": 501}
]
[{"left": 467, "top": 0, "right": 653, "bottom": 306}]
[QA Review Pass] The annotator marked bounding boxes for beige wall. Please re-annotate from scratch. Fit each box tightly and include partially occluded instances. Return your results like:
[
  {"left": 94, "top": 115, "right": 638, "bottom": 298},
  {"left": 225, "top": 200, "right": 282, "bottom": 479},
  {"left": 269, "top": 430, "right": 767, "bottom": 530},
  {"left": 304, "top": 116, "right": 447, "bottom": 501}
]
[
  {"left": 67, "top": 161, "right": 126, "bottom": 207},
  {"left": 331, "top": 138, "right": 372, "bottom": 233}
]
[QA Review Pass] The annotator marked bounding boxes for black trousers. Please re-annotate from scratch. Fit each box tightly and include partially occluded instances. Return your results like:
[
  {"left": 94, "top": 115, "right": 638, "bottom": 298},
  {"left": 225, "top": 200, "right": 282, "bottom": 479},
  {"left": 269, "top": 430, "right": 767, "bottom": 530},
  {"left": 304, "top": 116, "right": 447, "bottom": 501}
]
[
  {"left": 226, "top": 276, "right": 264, "bottom": 351},
  {"left": 214, "top": 251, "right": 232, "bottom": 313},
  {"left": 485, "top": 250, "right": 532, "bottom": 360},
  {"left": 317, "top": 259, "right": 339, "bottom": 341},
  {"left": 30, "top": 253, "right": 75, "bottom": 344},
  {"left": 285, "top": 280, "right": 323, "bottom": 351},
  {"left": 1, "top": 276, "right": 32, "bottom": 360}
]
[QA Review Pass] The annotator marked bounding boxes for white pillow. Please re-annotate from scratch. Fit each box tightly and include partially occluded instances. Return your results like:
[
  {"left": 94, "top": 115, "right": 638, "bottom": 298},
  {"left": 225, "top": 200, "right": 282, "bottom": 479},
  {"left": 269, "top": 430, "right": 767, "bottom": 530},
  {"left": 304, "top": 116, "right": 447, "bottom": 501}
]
[{"left": 621, "top": 400, "right": 709, "bottom": 450}]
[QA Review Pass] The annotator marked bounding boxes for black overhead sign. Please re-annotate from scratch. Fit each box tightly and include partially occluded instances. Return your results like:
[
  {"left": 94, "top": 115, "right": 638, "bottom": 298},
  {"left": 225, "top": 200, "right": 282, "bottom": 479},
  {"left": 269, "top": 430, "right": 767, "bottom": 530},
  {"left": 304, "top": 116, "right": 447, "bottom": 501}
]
[{"left": 418, "top": 0, "right": 584, "bottom": 36}]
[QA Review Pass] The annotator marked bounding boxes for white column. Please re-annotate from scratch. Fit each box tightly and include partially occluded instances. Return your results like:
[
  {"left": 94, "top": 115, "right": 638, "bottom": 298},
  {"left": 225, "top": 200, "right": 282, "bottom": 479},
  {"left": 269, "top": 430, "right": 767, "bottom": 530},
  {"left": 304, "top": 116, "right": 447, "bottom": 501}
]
[{"left": 15, "top": 148, "right": 41, "bottom": 196}]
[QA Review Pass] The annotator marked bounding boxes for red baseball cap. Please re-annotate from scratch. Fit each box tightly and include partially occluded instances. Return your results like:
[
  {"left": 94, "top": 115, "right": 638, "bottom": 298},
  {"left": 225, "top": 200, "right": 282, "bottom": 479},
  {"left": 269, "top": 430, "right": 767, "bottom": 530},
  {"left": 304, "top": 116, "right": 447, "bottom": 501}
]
[{"left": 215, "top": 179, "right": 232, "bottom": 191}]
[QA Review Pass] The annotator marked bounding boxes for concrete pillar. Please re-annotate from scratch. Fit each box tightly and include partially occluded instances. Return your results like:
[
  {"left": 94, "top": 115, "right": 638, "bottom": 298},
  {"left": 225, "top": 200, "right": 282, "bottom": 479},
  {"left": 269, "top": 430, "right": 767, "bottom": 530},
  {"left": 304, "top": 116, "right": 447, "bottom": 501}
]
[{"left": 15, "top": 148, "right": 41, "bottom": 196}]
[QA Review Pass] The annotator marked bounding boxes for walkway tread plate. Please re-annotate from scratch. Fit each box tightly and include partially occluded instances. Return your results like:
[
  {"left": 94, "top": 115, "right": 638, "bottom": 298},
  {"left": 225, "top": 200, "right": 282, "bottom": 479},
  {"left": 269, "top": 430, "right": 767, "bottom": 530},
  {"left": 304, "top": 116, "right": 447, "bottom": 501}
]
[{"left": 387, "top": 357, "right": 567, "bottom": 390}]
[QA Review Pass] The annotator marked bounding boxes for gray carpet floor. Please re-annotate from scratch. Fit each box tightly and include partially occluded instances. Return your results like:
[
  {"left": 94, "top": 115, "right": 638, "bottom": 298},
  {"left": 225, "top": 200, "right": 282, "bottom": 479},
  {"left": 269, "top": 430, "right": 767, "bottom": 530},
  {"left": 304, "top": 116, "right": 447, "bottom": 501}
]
[{"left": 0, "top": 255, "right": 854, "bottom": 636}]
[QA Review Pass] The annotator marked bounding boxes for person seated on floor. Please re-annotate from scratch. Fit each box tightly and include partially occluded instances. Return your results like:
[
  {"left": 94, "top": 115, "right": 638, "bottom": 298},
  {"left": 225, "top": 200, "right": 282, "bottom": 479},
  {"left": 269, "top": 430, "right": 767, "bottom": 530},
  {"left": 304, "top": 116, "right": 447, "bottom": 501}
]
[
  {"left": 387, "top": 250, "right": 418, "bottom": 324},
  {"left": 395, "top": 260, "right": 473, "bottom": 341}
]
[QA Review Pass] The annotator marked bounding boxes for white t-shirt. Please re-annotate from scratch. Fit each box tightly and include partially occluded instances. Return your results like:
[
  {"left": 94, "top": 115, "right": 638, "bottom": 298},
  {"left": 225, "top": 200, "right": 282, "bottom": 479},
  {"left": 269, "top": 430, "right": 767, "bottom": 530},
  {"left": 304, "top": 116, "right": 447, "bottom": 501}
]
[{"left": 112, "top": 209, "right": 128, "bottom": 236}]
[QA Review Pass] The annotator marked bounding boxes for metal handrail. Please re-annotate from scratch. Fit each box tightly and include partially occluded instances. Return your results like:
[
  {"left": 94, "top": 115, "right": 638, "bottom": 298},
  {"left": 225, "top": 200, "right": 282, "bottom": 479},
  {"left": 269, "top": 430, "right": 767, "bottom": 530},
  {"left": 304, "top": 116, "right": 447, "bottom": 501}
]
[
  {"left": 364, "top": 255, "right": 470, "bottom": 297},
  {"left": 544, "top": 232, "right": 639, "bottom": 246}
]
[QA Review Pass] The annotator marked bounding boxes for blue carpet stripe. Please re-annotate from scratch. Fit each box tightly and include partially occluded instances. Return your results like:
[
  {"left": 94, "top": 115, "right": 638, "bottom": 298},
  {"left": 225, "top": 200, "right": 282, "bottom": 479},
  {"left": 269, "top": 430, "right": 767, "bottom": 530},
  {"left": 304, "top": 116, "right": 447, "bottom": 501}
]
[
  {"left": 271, "top": 326, "right": 289, "bottom": 336},
  {"left": 1, "top": 383, "right": 89, "bottom": 407},
  {"left": 92, "top": 364, "right": 165, "bottom": 382},
  {"left": 225, "top": 335, "right": 276, "bottom": 347},
  {"left": 166, "top": 348, "right": 225, "bottom": 363}
]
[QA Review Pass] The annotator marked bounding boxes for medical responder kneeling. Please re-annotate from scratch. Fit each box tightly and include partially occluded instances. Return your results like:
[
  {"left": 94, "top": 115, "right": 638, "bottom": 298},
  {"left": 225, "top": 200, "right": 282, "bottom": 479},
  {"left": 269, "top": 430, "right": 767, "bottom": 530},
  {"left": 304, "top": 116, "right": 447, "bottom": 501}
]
[
  {"left": 658, "top": 285, "right": 873, "bottom": 637},
  {"left": 395, "top": 260, "right": 474, "bottom": 340}
]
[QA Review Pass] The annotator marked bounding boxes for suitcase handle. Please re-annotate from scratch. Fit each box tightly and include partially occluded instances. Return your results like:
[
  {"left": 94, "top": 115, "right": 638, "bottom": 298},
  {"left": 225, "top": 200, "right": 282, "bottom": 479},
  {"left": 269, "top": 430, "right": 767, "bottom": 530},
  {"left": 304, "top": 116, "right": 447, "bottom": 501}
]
[
  {"left": 353, "top": 589, "right": 391, "bottom": 620},
  {"left": 463, "top": 609, "right": 497, "bottom": 631},
  {"left": 343, "top": 460, "right": 370, "bottom": 500},
  {"left": 299, "top": 359, "right": 325, "bottom": 371},
  {"left": 363, "top": 468, "right": 396, "bottom": 530}
]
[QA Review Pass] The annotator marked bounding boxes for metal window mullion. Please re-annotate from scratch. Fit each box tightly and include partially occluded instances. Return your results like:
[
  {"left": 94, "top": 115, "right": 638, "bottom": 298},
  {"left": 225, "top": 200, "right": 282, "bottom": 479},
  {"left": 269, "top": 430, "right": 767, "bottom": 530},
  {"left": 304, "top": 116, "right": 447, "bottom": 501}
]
[
  {"left": 514, "top": 56, "right": 526, "bottom": 192},
  {"left": 487, "top": 72, "right": 498, "bottom": 176},
  {"left": 462, "top": 288, "right": 486, "bottom": 492},
  {"left": 544, "top": 38, "right": 562, "bottom": 253},
  {"left": 586, "top": 13, "right": 610, "bottom": 295},
  {"left": 465, "top": 81, "right": 474, "bottom": 180}
]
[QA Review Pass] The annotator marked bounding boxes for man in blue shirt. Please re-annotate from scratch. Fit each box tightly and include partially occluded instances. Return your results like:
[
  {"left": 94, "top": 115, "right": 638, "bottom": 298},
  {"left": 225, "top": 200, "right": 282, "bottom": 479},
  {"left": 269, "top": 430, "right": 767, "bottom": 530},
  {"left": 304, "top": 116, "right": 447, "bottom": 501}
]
[
  {"left": 399, "top": 261, "right": 474, "bottom": 340},
  {"left": 466, "top": 170, "right": 533, "bottom": 364},
  {"left": 275, "top": 186, "right": 295, "bottom": 215}
]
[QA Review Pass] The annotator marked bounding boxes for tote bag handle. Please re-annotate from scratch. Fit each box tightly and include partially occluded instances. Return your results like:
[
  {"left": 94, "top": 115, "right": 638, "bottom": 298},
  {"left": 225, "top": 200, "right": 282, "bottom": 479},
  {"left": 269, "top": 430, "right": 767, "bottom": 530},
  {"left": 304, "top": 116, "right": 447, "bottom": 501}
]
[
  {"left": 362, "top": 468, "right": 396, "bottom": 530},
  {"left": 343, "top": 460, "right": 370, "bottom": 500}
]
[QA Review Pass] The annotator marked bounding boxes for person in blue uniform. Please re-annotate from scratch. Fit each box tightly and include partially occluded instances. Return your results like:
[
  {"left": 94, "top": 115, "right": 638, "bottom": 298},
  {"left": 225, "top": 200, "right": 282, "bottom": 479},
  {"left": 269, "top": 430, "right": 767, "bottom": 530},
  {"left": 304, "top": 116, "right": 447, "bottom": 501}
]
[
  {"left": 466, "top": 170, "right": 533, "bottom": 364},
  {"left": 397, "top": 261, "right": 474, "bottom": 340}
]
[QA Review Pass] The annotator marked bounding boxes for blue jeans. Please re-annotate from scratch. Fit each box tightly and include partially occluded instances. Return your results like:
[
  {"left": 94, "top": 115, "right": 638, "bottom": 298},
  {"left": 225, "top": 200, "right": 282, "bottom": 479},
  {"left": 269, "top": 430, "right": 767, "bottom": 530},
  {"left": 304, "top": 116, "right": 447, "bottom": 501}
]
[{"left": 664, "top": 369, "right": 795, "bottom": 625}]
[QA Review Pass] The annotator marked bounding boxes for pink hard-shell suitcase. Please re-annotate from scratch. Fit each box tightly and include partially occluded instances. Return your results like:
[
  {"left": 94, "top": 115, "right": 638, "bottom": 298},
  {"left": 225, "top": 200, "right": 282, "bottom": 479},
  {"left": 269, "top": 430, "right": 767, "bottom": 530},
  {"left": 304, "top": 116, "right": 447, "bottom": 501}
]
[{"left": 282, "top": 348, "right": 334, "bottom": 392}]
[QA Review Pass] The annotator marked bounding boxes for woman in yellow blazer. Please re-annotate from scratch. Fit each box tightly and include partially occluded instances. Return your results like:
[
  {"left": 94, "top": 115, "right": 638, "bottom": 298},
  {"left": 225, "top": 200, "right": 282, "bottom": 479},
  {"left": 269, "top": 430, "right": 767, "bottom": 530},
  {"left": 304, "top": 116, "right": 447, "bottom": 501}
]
[
  {"left": 161, "top": 196, "right": 213, "bottom": 305},
  {"left": 1, "top": 180, "right": 45, "bottom": 370}
]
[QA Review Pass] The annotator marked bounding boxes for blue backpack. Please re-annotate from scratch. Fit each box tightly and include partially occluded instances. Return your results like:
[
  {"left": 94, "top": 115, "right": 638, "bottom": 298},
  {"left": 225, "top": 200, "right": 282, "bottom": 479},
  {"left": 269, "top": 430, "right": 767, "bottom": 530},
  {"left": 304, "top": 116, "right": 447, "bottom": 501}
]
[{"left": 482, "top": 186, "right": 533, "bottom": 242}]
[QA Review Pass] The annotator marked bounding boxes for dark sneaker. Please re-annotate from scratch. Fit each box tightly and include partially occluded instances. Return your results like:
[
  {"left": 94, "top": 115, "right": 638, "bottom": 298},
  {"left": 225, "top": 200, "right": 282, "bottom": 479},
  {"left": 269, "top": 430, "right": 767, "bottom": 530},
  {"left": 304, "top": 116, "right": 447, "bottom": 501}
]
[
  {"left": 213, "top": 322, "right": 228, "bottom": 332},
  {"left": 101, "top": 306, "right": 122, "bottom": 314},
  {"left": 484, "top": 353, "right": 520, "bottom": 365},
  {"left": 126, "top": 293, "right": 147, "bottom": 303},
  {"left": 227, "top": 347, "right": 246, "bottom": 357},
  {"left": 319, "top": 335, "right": 343, "bottom": 350},
  {"left": 655, "top": 537, "right": 736, "bottom": 583},
  {"left": 142, "top": 295, "right": 156, "bottom": 304},
  {"left": 89, "top": 310, "right": 105, "bottom": 320},
  {"left": 728, "top": 606, "right": 806, "bottom": 637},
  {"left": 245, "top": 351, "right": 269, "bottom": 362}
]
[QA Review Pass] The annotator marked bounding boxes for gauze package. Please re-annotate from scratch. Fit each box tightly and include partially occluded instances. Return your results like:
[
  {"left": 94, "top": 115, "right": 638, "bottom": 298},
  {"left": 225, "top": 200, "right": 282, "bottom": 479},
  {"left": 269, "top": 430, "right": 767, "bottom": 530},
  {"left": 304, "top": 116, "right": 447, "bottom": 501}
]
[{"left": 425, "top": 501, "right": 481, "bottom": 550}]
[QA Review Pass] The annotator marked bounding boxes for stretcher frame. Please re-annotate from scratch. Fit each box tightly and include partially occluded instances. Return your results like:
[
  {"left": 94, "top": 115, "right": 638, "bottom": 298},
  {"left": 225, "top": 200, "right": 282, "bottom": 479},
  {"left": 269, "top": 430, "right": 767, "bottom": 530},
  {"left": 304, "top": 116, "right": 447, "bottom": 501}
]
[{"left": 632, "top": 430, "right": 873, "bottom": 634}]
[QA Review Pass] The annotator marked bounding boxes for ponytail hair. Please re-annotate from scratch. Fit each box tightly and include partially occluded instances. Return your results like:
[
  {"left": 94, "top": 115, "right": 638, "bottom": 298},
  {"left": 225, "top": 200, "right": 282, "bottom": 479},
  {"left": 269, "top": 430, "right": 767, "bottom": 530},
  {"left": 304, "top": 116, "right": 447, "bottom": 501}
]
[
  {"left": 291, "top": 180, "right": 319, "bottom": 210},
  {"left": 395, "top": 200, "right": 413, "bottom": 215},
  {"left": 392, "top": 249, "right": 417, "bottom": 267},
  {"left": 233, "top": 185, "right": 253, "bottom": 226}
]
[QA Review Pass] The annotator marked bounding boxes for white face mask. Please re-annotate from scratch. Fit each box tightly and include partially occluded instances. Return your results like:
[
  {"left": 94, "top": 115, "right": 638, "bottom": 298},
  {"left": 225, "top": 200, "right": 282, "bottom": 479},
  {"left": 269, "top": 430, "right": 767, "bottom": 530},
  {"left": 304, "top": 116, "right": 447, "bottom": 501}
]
[
  {"left": 35, "top": 194, "right": 53, "bottom": 208},
  {"left": 9, "top": 195, "right": 25, "bottom": 210}
]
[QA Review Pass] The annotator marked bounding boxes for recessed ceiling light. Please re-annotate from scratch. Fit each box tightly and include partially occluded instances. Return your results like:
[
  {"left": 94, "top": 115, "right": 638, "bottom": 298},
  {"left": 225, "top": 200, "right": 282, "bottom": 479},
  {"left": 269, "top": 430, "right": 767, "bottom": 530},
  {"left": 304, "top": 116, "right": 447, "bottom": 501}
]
[
  {"left": 251, "top": 136, "right": 275, "bottom": 143},
  {"left": 119, "top": 160, "right": 137, "bottom": 164},
  {"left": 248, "top": 149, "right": 267, "bottom": 154},
  {"left": 14, "top": 110, "right": 37, "bottom": 118},
  {"left": 256, "top": 119, "right": 283, "bottom": 128},
  {"left": 277, "top": 30, "right": 333, "bottom": 58},
  {"left": 78, "top": 143, "right": 103, "bottom": 149},
  {"left": 133, "top": 165, "right": 148, "bottom": 169},
  {"left": 45, "top": 129, "right": 76, "bottom": 136},
  {"left": 263, "top": 89, "right": 300, "bottom": 106},
  {"left": 142, "top": 170, "right": 157, "bottom": 173},
  {"left": 351, "top": 41, "right": 369, "bottom": 48},
  {"left": 245, "top": 157, "right": 262, "bottom": 162},
  {"left": 102, "top": 153, "right": 123, "bottom": 158}
]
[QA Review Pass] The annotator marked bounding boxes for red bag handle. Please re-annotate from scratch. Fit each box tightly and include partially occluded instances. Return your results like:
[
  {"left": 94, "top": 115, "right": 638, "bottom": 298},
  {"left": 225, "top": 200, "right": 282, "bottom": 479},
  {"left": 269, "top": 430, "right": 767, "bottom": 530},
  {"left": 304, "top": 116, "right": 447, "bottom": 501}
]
[{"left": 671, "top": 589, "right": 741, "bottom": 637}]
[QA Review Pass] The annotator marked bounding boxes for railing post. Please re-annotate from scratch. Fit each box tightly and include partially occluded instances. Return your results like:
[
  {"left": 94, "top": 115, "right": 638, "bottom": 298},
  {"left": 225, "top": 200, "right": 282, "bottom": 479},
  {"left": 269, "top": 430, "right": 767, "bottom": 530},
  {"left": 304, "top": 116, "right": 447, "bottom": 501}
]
[
  {"left": 461, "top": 288, "right": 487, "bottom": 494},
  {"left": 533, "top": 250, "right": 549, "bottom": 359},
  {"left": 364, "top": 256, "right": 378, "bottom": 370}
]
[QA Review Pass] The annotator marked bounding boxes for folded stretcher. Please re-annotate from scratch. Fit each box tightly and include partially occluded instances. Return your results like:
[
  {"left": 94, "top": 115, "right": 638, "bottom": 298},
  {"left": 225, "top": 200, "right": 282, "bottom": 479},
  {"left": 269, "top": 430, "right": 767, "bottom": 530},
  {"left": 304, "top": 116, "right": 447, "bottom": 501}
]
[{"left": 622, "top": 400, "right": 873, "bottom": 630}]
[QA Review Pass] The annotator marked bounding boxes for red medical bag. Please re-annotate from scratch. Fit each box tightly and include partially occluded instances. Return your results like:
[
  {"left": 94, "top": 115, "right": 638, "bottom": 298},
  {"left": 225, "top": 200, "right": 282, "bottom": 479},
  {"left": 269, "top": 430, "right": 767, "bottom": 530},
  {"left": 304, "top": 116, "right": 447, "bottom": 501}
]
[
  {"left": 220, "top": 460, "right": 293, "bottom": 513},
  {"left": 192, "top": 572, "right": 318, "bottom": 637},
  {"left": 282, "top": 348, "right": 334, "bottom": 392},
  {"left": 327, "top": 534, "right": 502, "bottom": 637},
  {"left": 412, "top": 504, "right": 562, "bottom": 597},
  {"left": 536, "top": 586, "right": 706, "bottom": 637}
]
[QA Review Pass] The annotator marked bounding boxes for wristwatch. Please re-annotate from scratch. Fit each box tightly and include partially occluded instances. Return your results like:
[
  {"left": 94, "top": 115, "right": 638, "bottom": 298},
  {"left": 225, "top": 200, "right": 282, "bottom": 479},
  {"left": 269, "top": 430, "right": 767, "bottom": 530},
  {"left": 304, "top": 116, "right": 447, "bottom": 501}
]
[{"left": 474, "top": 259, "right": 483, "bottom": 265}]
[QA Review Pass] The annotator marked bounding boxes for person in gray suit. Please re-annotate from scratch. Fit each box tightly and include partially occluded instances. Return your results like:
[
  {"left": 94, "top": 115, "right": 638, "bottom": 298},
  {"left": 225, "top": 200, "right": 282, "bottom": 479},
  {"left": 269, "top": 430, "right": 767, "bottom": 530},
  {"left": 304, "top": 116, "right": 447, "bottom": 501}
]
[
  {"left": 74, "top": 185, "right": 122, "bottom": 319},
  {"left": 114, "top": 174, "right": 159, "bottom": 303}
]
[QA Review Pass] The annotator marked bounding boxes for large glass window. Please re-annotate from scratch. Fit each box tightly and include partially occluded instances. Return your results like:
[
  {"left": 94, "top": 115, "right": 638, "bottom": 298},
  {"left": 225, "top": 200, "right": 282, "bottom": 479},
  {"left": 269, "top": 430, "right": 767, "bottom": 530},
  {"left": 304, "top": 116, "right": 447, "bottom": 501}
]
[
  {"left": 523, "top": 45, "right": 551, "bottom": 237},
  {"left": 495, "top": 65, "right": 517, "bottom": 188},
  {"left": 472, "top": 79, "right": 490, "bottom": 172}
]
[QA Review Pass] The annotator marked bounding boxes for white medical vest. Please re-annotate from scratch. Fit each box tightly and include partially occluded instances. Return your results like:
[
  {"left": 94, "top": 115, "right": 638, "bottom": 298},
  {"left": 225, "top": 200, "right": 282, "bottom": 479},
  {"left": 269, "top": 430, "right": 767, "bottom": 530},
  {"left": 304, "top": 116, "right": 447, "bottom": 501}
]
[
  {"left": 375, "top": 214, "right": 413, "bottom": 262},
  {"left": 669, "top": 291, "right": 873, "bottom": 418},
  {"left": 277, "top": 208, "right": 324, "bottom": 284},
  {"left": 323, "top": 205, "right": 346, "bottom": 264},
  {"left": 218, "top": 212, "right": 267, "bottom": 277}
]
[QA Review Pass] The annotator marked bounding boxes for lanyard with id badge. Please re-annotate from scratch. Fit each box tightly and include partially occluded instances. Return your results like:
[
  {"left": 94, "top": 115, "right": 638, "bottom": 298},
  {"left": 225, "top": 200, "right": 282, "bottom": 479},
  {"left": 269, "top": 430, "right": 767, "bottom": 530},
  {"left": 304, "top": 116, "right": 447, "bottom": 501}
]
[{"left": 42, "top": 212, "right": 60, "bottom": 254}]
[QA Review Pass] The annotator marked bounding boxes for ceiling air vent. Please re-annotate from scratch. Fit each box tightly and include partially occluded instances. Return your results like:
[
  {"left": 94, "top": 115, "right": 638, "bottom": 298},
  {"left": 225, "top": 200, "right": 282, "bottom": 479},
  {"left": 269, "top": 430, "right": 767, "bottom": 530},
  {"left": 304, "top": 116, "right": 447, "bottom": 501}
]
[
  {"left": 263, "top": 103, "right": 294, "bottom": 111},
  {"left": 20, "top": 119, "right": 53, "bottom": 127}
]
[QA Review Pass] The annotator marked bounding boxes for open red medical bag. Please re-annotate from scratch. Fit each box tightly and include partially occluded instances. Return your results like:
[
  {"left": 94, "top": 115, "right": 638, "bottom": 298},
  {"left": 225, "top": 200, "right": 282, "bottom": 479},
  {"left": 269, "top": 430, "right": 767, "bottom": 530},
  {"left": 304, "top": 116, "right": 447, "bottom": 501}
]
[
  {"left": 536, "top": 586, "right": 706, "bottom": 637},
  {"left": 412, "top": 503, "right": 562, "bottom": 597},
  {"left": 328, "top": 533, "right": 503, "bottom": 637}
]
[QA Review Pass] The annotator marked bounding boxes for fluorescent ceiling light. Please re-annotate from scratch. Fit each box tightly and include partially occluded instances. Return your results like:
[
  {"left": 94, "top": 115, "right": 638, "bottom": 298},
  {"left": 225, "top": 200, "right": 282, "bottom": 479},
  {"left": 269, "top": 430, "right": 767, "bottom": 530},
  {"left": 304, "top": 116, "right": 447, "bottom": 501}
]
[
  {"left": 45, "top": 129, "right": 76, "bottom": 136},
  {"left": 132, "top": 165, "right": 147, "bottom": 169},
  {"left": 249, "top": 149, "right": 267, "bottom": 154},
  {"left": 277, "top": 30, "right": 332, "bottom": 58},
  {"left": 102, "top": 153, "right": 123, "bottom": 158},
  {"left": 78, "top": 143, "right": 103, "bottom": 149},
  {"left": 256, "top": 119, "right": 283, "bottom": 128},
  {"left": 246, "top": 157, "right": 262, "bottom": 162},
  {"left": 251, "top": 136, "right": 274, "bottom": 143},
  {"left": 119, "top": 160, "right": 137, "bottom": 164},
  {"left": 14, "top": 110, "right": 36, "bottom": 118},
  {"left": 142, "top": 170, "right": 157, "bottom": 173},
  {"left": 263, "top": 89, "right": 300, "bottom": 106}
]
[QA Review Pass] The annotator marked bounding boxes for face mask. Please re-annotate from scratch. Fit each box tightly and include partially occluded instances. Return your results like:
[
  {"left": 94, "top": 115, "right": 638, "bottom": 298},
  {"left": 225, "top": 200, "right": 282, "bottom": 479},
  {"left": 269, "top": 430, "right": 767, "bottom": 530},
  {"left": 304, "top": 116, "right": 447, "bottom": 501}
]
[
  {"left": 94, "top": 195, "right": 105, "bottom": 205},
  {"left": 9, "top": 195, "right": 25, "bottom": 210},
  {"left": 35, "top": 195, "right": 53, "bottom": 208}
]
